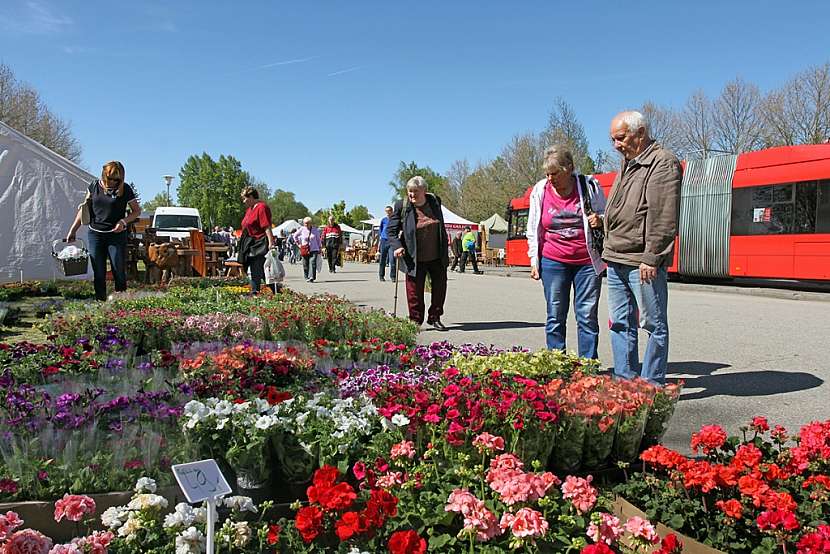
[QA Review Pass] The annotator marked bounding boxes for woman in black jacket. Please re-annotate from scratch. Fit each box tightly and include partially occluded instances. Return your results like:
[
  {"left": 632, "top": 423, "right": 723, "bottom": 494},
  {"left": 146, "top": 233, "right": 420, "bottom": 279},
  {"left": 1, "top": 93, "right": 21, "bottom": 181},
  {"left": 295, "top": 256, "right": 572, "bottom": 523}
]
[{"left": 387, "top": 176, "right": 450, "bottom": 331}]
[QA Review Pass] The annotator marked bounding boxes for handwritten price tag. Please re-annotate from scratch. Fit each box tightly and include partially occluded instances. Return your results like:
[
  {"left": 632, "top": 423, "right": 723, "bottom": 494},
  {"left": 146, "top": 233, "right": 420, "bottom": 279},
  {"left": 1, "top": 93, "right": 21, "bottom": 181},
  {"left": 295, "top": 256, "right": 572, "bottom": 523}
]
[{"left": 172, "top": 459, "right": 232, "bottom": 504}]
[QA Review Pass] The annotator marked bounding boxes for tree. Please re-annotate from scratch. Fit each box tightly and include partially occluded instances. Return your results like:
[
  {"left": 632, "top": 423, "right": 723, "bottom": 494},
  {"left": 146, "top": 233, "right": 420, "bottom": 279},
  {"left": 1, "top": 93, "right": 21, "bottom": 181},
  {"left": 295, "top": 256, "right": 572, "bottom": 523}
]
[
  {"left": 640, "top": 101, "right": 685, "bottom": 155},
  {"left": 0, "top": 63, "right": 82, "bottom": 162},
  {"left": 347, "top": 205, "right": 371, "bottom": 226},
  {"left": 177, "top": 153, "right": 254, "bottom": 228},
  {"left": 445, "top": 159, "right": 471, "bottom": 212},
  {"left": 679, "top": 90, "right": 716, "bottom": 157},
  {"left": 265, "top": 189, "right": 310, "bottom": 225},
  {"left": 542, "top": 98, "right": 594, "bottom": 173},
  {"left": 388, "top": 161, "right": 449, "bottom": 201},
  {"left": 142, "top": 192, "right": 169, "bottom": 214},
  {"left": 593, "top": 149, "right": 620, "bottom": 173},
  {"left": 712, "top": 78, "right": 763, "bottom": 154},
  {"left": 761, "top": 62, "right": 830, "bottom": 146}
]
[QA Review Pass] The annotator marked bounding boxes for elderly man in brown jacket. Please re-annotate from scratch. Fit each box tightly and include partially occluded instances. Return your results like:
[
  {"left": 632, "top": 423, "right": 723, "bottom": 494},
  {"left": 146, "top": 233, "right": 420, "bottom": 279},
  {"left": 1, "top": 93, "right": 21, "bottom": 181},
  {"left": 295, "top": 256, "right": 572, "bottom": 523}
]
[{"left": 603, "top": 110, "right": 682, "bottom": 385}]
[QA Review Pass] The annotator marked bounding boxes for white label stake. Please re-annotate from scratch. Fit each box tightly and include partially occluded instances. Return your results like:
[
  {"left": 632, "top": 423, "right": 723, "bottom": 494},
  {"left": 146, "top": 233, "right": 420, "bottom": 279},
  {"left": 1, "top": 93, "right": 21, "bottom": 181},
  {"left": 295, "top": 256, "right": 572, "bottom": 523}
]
[{"left": 172, "top": 459, "right": 233, "bottom": 554}]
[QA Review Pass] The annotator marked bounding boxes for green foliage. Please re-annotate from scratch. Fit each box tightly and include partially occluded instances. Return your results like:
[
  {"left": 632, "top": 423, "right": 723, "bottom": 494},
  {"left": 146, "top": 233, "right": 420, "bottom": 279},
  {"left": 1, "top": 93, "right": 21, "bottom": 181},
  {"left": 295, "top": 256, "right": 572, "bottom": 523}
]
[
  {"left": 141, "top": 191, "right": 171, "bottom": 214},
  {"left": 388, "top": 161, "right": 450, "bottom": 202},
  {"left": 316, "top": 201, "right": 371, "bottom": 227},
  {"left": 177, "top": 152, "right": 254, "bottom": 228},
  {"left": 264, "top": 188, "right": 311, "bottom": 225}
]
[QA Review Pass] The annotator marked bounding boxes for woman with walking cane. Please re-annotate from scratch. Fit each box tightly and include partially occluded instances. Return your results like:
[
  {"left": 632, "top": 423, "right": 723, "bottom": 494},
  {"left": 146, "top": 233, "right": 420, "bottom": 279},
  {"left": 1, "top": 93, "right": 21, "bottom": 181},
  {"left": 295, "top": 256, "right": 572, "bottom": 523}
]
[{"left": 387, "top": 176, "right": 450, "bottom": 331}]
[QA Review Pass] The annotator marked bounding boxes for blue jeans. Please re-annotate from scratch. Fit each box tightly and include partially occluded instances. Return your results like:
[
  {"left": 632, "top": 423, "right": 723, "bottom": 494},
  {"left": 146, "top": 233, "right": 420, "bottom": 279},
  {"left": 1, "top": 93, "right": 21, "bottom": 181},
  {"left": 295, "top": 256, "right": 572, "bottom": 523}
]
[
  {"left": 378, "top": 238, "right": 396, "bottom": 279},
  {"left": 87, "top": 230, "right": 127, "bottom": 301},
  {"left": 539, "top": 257, "right": 601, "bottom": 359},
  {"left": 606, "top": 262, "right": 669, "bottom": 385}
]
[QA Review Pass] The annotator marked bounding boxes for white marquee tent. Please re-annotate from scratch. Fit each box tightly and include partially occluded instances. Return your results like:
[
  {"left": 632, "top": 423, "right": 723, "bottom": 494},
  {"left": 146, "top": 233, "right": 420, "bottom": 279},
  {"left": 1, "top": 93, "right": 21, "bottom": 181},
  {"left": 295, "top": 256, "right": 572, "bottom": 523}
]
[
  {"left": 274, "top": 219, "right": 301, "bottom": 236},
  {"left": 0, "top": 121, "right": 94, "bottom": 282},
  {"left": 362, "top": 206, "right": 475, "bottom": 230}
]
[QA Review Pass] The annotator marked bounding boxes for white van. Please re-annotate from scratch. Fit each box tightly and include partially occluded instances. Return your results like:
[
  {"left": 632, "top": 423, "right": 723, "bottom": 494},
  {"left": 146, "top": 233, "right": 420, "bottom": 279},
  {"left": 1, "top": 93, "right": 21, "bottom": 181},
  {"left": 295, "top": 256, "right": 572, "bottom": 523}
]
[{"left": 152, "top": 206, "right": 203, "bottom": 241}]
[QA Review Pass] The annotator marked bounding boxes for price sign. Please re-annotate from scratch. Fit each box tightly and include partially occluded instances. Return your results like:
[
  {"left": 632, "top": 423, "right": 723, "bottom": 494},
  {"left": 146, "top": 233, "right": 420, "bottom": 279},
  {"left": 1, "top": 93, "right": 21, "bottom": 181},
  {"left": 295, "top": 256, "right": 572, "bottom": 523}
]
[{"left": 172, "top": 459, "right": 232, "bottom": 504}]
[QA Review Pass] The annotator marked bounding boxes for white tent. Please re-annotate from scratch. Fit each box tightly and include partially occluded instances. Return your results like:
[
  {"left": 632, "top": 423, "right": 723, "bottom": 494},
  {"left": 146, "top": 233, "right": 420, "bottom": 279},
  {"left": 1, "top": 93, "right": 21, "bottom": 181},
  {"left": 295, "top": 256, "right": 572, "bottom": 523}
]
[
  {"left": 441, "top": 206, "right": 475, "bottom": 229},
  {"left": 361, "top": 217, "right": 383, "bottom": 228},
  {"left": 338, "top": 223, "right": 370, "bottom": 245},
  {"left": 0, "top": 121, "right": 94, "bottom": 282},
  {"left": 274, "top": 219, "right": 301, "bottom": 236},
  {"left": 481, "top": 213, "right": 508, "bottom": 233}
]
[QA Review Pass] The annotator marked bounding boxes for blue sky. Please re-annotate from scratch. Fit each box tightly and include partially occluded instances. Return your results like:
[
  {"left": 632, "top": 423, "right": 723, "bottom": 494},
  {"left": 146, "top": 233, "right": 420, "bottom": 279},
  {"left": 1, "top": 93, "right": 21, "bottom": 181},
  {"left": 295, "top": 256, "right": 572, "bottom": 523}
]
[{"left": 2, "top": 1, "right": 829, "bottom": 219}]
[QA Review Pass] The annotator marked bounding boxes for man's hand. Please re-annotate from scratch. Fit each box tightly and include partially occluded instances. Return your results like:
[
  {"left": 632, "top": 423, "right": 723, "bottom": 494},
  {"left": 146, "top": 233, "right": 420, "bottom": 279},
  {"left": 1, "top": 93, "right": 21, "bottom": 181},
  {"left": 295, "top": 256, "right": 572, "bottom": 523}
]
[
  {"left": 587, "top": 213, "right": 603, "bottom": 229},
  {"left": 639, "top": 263, "right": 657, "bottom": 284},
  {"left": 393, "top": 247, "right": 405, "bottom": 258},
  {"left": 530, "top": 266, "right": 540, "bottom": 281}
]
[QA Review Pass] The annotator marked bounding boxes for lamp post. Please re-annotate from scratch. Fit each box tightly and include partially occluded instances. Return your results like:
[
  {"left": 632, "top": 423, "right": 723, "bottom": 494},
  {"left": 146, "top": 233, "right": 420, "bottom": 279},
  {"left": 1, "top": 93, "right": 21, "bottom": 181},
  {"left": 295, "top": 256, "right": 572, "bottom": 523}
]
[{"left": 163, "top": 175, "right": 174, "bottom": 206}]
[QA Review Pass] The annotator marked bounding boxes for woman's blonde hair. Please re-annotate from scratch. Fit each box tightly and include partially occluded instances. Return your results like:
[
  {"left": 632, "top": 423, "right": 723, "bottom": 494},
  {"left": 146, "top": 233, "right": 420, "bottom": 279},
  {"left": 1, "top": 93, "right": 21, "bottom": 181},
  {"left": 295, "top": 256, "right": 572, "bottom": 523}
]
[
  {"left": 542, "top": 145, "right": 575, "bottom": 175},
  {"left": 101, "top": 161, "right": 125, "bottom": 197}
]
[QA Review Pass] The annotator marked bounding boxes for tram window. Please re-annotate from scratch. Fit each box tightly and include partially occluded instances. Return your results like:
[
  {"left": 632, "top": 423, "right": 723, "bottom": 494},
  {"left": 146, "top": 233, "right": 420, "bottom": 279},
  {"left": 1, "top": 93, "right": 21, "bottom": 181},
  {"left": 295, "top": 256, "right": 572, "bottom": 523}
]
[
  {"left": 795, "top": 182, "right": 817, "bottom": 233},
  {"left": 731, "top": 183, "right": 811, "bottom": 235},
  {"left": 818, "top": 180, "right": 830, "bottom": 233},
  {"left": 508, "top": 209, "right": 528, "bottom": 239}
]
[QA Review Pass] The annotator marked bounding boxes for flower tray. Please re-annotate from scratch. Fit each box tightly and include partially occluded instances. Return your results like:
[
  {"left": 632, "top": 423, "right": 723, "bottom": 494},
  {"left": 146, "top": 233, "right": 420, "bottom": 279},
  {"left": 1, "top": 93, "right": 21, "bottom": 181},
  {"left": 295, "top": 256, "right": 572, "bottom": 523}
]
[
  {"left": 0, "top": 487, "right": 183, "bottom": 542},
  {"left": 612, "top": 496, "right": 724, "bottom": 554}
]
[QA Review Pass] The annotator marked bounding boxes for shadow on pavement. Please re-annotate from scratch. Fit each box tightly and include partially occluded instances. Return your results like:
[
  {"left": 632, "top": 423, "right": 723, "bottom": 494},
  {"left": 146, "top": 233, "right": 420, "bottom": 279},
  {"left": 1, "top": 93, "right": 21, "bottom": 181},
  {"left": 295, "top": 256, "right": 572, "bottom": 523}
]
[
  {"left": 451, "top": 321, "right": 545, "bottom": 331},
  {"left": 667, "top": 361, "right": 730, "bottom": 376},
  {"left": 666, "top": 364, "right": 824, "bottom": 401},
  {"left": 313, "top": 279, "right": 367, "bottom": 283}
]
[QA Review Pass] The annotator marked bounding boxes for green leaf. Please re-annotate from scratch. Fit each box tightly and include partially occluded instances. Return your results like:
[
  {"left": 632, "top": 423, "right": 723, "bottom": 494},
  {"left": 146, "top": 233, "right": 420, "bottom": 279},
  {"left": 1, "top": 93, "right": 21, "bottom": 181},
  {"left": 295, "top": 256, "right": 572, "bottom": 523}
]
[{"left": 428, "top": 534, "right": 453, "bottom": 550}]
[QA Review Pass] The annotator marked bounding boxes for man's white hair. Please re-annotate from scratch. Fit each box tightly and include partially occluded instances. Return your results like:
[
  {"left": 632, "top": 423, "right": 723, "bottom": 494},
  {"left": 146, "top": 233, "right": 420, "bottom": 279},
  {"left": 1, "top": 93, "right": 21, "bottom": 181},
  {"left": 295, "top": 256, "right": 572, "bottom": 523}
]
[
  {"left": 406, "top": 176, "right": 427, "bottom": 190},
  {"left": 617, "top": 110, "right": 649, "bottom": 136}
]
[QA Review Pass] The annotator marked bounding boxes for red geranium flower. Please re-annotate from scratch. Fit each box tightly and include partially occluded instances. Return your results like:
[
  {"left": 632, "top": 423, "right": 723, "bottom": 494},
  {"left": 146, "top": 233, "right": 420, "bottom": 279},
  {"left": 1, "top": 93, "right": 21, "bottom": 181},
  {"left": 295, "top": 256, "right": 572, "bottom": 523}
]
[
  {"left": 388, "top": 530, "right": 426, "bottom": 554},
  {"left": 690, "top": 424, "right": 727, "bottom": 455},
  {"left": 266, "top": 523, "right": 281, "bottom": 545},
  {"left": 335, "top": 511, "right": 365, "bottom": 541},
  {"left": 295, "top": 505, "right": 323, "bottom": 543},
  {"left": 657, "top": 533, "right": 683, "bottom": 554},
  {"left": 715, "top": 498, "right": 744, "bottom": 519},
  {"left": 580, "top": 544, "right": 615, "bottom": 554}
]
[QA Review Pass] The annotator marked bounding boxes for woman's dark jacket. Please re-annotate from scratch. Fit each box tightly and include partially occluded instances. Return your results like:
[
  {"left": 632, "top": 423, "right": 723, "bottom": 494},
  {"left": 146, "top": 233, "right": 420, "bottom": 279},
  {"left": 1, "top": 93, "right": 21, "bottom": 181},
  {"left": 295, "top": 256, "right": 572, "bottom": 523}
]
[{"left": 386, "top": 193, "right": 450, "bottom": 277}]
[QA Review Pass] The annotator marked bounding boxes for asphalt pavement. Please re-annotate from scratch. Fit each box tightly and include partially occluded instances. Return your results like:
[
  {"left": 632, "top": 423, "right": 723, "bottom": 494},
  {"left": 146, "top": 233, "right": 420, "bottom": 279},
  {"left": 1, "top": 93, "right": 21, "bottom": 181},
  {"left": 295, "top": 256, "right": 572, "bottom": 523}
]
[{"left": 284, "top": 260, "right": 830, "bottom": 454}]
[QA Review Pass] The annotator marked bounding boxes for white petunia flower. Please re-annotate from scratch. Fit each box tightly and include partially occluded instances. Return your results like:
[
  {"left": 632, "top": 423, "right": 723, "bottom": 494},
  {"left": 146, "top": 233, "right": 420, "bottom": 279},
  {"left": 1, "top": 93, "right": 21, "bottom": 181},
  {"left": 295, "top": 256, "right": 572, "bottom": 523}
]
[
  {"left": 163, "top": 503, "right": 196, "bottom": 529},
  {"left": 128, "top": 493, "right": 169, "bottom": 510},
  {"left": 101, "top": 506, "right": 127, "bottom": 530},
  {"left": 175, "top": 526, "right": 206, "bottom": 554},
  {"left": 254, "top": 415, "right": 273, "bottom": 430},
  {"left": 134, "top": 477, "right": 157, "bottom": 493},
  {"left": 391, "top": 413, "right": 410, "bottom": 427},
  {"left": 222, "top": 495, "right": 257, "bottom": 513},
  {"left": 232, "top": 521, "right": 252, "bottom": 547}
]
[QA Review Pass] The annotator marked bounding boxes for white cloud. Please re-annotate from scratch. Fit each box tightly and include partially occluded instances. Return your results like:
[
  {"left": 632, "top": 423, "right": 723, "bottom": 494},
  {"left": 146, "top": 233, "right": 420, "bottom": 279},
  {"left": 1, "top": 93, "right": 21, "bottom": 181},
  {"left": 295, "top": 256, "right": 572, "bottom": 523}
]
[{"left": 0, "top": 1, "right": 73, "bottom": 35}]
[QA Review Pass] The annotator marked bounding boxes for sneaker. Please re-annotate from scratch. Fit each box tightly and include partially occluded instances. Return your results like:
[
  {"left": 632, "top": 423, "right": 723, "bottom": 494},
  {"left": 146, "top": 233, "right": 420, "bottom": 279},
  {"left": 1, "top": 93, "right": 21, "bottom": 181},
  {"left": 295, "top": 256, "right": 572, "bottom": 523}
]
[
  {"left": 474, "top": 271, "right": 484, "bottom": 275},
  {"left": 305, "top": 278, "right": 312, "bottom": 282},
  {"left": 380, "top": 277, "right": 386, "bottom": 282},
  {"left": 427, "top": 319, "right": 448, "bottom": 331}
]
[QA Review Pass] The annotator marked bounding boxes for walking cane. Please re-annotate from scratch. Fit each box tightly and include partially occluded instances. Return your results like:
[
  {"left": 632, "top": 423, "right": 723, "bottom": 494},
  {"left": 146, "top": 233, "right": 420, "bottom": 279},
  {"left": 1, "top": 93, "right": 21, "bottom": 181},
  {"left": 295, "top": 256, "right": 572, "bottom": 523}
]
[{"left": 392, "top": 260, "right": 400, "bottom": 317}]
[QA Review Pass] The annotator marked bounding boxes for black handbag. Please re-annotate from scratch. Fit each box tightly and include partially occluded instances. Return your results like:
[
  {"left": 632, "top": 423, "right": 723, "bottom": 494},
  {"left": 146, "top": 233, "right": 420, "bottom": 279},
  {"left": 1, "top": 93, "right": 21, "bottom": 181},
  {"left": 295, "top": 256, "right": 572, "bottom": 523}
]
[{"left": 578, "top": 175, "right": 604, "bottom": 255}]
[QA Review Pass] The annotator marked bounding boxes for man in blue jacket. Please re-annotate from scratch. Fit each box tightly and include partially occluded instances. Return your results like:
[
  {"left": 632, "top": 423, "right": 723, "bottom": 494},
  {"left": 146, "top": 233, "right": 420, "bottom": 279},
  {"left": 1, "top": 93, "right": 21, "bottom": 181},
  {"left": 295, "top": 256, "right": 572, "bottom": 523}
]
[{"left": 378, "top": 205, "right": 396, "bottom": 281}]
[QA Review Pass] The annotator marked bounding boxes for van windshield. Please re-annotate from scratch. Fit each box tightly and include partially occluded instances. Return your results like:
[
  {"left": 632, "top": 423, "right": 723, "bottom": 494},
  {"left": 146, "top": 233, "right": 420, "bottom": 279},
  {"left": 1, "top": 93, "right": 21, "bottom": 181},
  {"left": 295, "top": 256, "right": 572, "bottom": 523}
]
[{"left": 154, "top": 215, "right": 201, "bottom": 229}]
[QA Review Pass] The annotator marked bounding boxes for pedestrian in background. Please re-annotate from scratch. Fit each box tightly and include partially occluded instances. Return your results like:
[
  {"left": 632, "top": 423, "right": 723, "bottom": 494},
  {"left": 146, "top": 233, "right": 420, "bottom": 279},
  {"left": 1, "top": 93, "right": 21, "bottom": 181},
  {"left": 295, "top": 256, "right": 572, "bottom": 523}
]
[
  {"left": 293, "top": 216, "right": 322, "bottom": 282},
  {"left": 322, "top": 216, "right": 343, "bottom": 273},
  {"left": 604, "top": 110, "right": 682, "bottom": 385},
  {"left": 378, "top": 205, "right": 396, "bottom": 281},
  {"left": 237, "top": 186, "right": 275, "bottom": 294},
  {"left": 526, "top": 145, "right": 606, "bottom": 358},
  {"left": 459, "top": 226, "right": 483, "bottom": 274},
  {"left": 450, "top": 230, "right": 463, "bottom": 272},
  {"left": 66, "top": 160, "right": 141, "bottom": 301},
  {"left": 387, "top": 176, "right": 450, "bottom": 331}
]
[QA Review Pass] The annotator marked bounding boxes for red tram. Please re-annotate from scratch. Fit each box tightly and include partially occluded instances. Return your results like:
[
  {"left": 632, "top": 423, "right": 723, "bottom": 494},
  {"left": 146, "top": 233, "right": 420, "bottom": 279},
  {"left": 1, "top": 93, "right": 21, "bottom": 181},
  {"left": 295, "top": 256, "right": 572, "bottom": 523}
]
[{"left": 505, "top": 144, "right": 830, "bottom": 281}]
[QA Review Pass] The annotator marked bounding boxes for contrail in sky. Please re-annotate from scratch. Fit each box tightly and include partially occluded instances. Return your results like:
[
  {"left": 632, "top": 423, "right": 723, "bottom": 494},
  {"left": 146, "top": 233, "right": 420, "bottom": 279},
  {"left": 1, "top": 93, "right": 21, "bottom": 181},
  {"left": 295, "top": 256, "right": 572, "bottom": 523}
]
[
  {"left": 256, "top": 56, "right": 315, "bottom": 70},
  {"left": 327, "top": 66, "right": 361, "bottom": 77}
]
